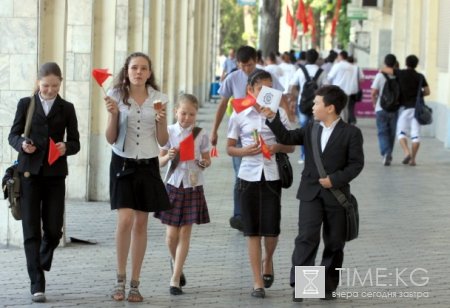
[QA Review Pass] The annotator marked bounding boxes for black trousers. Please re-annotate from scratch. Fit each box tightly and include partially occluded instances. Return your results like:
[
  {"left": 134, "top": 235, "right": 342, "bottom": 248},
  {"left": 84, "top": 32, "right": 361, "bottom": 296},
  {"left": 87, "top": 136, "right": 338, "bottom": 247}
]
[
  {"left": 20, "top": 174, "right": 66, "bottom": 294},
  {"left": 290, "top": 190, "right": 346, "bottom": 292}
]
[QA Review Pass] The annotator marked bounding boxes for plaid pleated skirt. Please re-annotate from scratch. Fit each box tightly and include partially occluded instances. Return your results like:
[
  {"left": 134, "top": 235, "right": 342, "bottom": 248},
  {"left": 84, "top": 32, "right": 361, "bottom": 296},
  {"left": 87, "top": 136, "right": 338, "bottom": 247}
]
[{"left": 154, "top": 183, "right": 210, "bottom": 226}]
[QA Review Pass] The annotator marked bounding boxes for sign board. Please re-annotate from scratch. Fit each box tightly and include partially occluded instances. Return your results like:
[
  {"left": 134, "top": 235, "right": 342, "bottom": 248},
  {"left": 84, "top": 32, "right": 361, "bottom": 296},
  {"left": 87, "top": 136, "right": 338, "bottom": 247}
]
[
  {"left": 347, "top": 6, "right": 369, "bottom": 20},
  {"left": 237, "top": 0, "right": 257, "bottom": 6},
  {"left": 355, "top": 69, "right": 378, "bottom": 118}
]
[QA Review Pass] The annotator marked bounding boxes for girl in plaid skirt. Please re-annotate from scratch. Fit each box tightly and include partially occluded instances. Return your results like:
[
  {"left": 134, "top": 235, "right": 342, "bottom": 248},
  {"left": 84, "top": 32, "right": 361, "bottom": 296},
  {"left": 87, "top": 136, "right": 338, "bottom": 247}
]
[{"left": 154, "top": 94, "right": 211, "bottom": 295}]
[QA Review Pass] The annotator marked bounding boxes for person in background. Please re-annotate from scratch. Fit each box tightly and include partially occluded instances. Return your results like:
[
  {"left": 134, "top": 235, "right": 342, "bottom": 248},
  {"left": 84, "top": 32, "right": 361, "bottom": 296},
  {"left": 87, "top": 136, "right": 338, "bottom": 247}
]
[
  {"left": 394, "top": 55, "right": 430, "bottom": 166},
  {"left": 8, "top": 62, "right": 80, "bottom": 303},
  {"left": 220, "top": 48, "right": 237, "bottom": 82},
  {"left": 105, "top": 52, "right": 172, "bottom": 302},
  {"left": 154, "top": 94, "right": 211, "bottom": 296},
  {"left": 227, "top": 70, "right": 294, "bottom": 299},
  {"left": 371, "top": 53, "right": 399, "bottom": 166}
]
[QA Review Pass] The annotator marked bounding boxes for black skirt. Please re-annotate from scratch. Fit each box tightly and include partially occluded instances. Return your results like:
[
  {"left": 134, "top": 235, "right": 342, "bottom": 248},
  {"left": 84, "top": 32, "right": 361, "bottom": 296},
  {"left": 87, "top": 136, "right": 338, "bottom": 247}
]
[{"left": 109, "top": 152, "right": 172, "bottom": 212}]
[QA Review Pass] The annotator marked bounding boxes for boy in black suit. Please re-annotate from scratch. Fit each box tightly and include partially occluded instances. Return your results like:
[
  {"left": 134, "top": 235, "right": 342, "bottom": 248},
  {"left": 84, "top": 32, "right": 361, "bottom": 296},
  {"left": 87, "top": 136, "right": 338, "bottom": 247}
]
[{"left": 262, "top": 85, "right": 364, "bottom": 301}]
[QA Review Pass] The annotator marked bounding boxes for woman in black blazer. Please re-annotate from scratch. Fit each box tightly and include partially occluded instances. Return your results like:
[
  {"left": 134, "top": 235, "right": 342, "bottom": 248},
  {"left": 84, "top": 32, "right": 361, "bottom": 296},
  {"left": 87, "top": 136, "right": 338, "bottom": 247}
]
[{"left": 8, "top": 62, "right": 80, "bottom": 303}]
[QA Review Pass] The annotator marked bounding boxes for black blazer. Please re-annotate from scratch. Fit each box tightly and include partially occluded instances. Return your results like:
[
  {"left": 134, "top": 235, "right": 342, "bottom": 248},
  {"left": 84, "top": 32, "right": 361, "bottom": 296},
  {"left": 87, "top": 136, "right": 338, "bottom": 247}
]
[
  {"left": 266, "top": 114, "right": 364, "bottom": 202},
  {"left": 8, "top": 94, "right": 80, "bottom": 176}
]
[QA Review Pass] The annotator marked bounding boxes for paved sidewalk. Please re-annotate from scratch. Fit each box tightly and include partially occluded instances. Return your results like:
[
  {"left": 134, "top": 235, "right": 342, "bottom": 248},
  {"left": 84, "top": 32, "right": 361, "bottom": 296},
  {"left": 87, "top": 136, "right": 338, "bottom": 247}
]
[{"left": 1, "top": 101, "right": 450, "bottom": 307}]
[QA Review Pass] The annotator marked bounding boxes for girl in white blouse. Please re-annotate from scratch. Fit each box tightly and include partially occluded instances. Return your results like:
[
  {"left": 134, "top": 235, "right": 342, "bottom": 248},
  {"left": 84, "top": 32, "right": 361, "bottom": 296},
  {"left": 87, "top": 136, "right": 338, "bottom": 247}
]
[{"left": 104, "top": 52, "right": 171, "bottom": 302}]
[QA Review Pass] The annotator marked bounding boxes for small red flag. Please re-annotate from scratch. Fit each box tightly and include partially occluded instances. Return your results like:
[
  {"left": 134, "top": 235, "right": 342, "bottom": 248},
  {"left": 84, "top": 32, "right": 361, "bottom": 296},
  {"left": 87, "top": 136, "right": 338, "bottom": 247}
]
[
  {"left": 296, "top": 0, "right": 308, "bottom": 33},
  {"left": 210, "top": 146, "right": 218, "bottom": 157},
  {"left": 259, "top": 135, "right": 271, "bottom": 160},
  {"left": 331, "top": 0, "right": 342, "bottom": 37},
  {"left": 92, "top": 68, "right": 112, "bottom": 87},
  {"left": 231, "top": 95, "right": 256, "bottom": 113},
  {"left": 286, "top": 6, "right": 294, "bottom": 28},
  {"left": 48, "top": 137, "right": 61, "bottom": 166},
  {"left": 179, "top": 133, "right": 195, "bottom": 162}
]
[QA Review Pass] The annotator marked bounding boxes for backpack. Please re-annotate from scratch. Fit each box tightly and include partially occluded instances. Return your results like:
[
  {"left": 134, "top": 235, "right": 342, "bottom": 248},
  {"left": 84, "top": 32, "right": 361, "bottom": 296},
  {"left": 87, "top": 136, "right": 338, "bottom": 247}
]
[
  {"left": 380, "top": 73, "right": 401, "bottom": 112},
  {"left": 299, "top": 65, "right": 323, "bottom": 116}
]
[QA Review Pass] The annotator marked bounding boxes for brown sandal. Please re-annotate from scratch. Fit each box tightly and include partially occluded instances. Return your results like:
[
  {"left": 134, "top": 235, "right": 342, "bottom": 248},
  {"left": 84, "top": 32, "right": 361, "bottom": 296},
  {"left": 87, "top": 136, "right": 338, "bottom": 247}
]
[
  {"left": 111, "top": 274, "right": 126, "bottom": 301},
  {"left": 128, "top": 280, "right": 143, "bottom": 302}
]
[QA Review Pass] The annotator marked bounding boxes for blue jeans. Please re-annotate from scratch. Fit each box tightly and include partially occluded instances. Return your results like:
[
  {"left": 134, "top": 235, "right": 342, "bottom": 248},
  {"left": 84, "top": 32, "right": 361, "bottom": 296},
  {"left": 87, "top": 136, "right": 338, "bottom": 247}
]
[
  {"left": 376, "top": 110, "right": 398, "bottom": 156},
  {"left": 232, "top": 139, "right": 242, "bottom": 218},
  {"left": 296, "top": 104, "right": 311, "bottom": 160}
]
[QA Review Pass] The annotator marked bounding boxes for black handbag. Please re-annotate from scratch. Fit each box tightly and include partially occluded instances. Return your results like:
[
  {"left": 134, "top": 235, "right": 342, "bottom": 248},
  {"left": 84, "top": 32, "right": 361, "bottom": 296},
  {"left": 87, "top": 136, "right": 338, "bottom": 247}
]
[
  {"left": 275, "top": 152, "right": 293, "bottom": 189},
  {"left": 414, "top": 76, "right": 432, "bottom": 125},
  {"left": 311, "top": 123, "right": 359, "bottom": 241},
  {"left": 2, "top": 96, "right": 35, "bottom": 221}
]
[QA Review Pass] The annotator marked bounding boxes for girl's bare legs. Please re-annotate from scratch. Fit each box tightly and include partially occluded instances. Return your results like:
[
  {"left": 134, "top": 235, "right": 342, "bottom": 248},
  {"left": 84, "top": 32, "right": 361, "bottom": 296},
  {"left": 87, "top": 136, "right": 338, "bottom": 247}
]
[
  {"left": 248, "top": 236, "right": 264, "bottom": 289},
  {"left": 263, "top": 236, "right": 278, "bottom": 276},
  {"left": 166, "top": 225, "right": 193, "bottom": 287}
]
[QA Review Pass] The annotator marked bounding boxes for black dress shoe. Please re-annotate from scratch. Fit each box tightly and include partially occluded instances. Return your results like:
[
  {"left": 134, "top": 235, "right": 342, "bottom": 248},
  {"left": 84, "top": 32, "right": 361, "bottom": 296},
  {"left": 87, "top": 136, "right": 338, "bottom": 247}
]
[
  {"left": 169, "top": 286, "right": 183, "bottom": 295},
  {"left": 292, "top": 291, "right": 303, "bottom": 302},
  {"left": 263, "top": 264, "right": 274, "bottom": 288},
  {"left": 229, "top": 216, "right": 243, "bottom": 231},
  {"left": 251, "top": 288, "right": 265, "bottom": 298},
  {"left": 180, "top": 272, "right": 186, "bottom": 287}
]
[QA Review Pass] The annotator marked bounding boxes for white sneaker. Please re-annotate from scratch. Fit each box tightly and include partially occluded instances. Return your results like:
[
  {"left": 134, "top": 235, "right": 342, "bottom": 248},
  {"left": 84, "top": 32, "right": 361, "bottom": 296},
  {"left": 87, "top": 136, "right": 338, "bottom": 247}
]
[
  {"left": 31, "top": 292, "right": 46, "bottom": 303},
  {"left": 297, "top": 160, "right": 304, "bottom": 164}
]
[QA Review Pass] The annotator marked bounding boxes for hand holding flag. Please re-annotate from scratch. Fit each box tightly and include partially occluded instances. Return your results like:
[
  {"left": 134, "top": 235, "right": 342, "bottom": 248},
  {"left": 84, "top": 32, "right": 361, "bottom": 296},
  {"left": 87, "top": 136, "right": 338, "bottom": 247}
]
[
  {"left": 92, "top": 68, "right": 112, "bottom": 96},
  {"left": 48, "top": 137, "right": 61, "bottom": 166},
  {"left": 210, "top": 146, "right": 219, "bottom": 157}
]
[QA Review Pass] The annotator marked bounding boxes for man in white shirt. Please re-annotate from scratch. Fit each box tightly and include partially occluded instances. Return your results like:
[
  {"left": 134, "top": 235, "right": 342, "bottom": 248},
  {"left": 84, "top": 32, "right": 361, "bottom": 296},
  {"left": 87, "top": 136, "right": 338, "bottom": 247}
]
[{"left": 327, "top": 51, "right": 356, "bottom": 122}]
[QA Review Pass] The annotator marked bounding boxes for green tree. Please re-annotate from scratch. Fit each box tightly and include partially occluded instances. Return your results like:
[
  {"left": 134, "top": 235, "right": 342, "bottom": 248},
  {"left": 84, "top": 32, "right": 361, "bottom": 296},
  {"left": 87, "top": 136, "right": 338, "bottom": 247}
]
[{"left": 219, "top": 0, "right": 257, "bottom": 54}]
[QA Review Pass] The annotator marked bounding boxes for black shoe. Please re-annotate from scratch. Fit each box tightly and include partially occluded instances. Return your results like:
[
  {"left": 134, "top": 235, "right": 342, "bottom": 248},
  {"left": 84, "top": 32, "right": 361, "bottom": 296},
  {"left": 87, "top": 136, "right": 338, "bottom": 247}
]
[
  {"left": 31, "top": 292, "right": 46, "bottom": 303},
  {"left": 321, "top": 291, "right": 336, "bottom": 300},
  {"left": 251, "top": 288, "right": 265, "bottom": 298},
  {"left": 180, "top": 272, "right": 186, "bottom": 287},
  {"left": 169, "top": 258, "right": 186, "bottom": 286},
  {"left": 292, "top": 291, "right": 303, "bottom": 302},
  {"left": 229, "top": 216, "right": 243, "bottom": 231},
  {"left": 169, "top": 286, "right": 183, "bottom": 295},
  {"left": 263, "top": 264, "right": 274, "bottom": 288}
]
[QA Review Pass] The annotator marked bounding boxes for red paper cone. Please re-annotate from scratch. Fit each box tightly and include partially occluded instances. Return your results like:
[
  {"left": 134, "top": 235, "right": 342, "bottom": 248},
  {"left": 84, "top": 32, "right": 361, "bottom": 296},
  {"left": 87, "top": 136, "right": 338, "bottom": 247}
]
[
  {"left": 92, "top": 68, "right": 112, "bottom": 87},
  {"left": 210, "top": 146, "right": 218, "bottom": 157},
  {"left": 179, "top": 133, "right": 195, "bottom": 161},
  {"left": 48, "top": 137, "right": 61, "bottom": 166},
  {"left": 259, "top": 135, "right": 271, "bottom": 160}
]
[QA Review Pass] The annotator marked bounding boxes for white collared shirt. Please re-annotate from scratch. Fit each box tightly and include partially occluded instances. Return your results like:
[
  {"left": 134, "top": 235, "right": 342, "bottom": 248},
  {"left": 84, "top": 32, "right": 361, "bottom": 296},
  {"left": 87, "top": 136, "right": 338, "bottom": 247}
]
[
  {"left": 162, "top": 123, "right": 210, "bottom": 188},
  {"left": 38, "top": 93, "right": 56, "bottom": 116},
  {"left": 319, "top": 118, "right": 341, "bottom": 151},
  {"left": 227, "top": 106, "right": 291, "bottom": 182},
  {"left": 108, "top": 87, "right": 168, "bottom": 159}
]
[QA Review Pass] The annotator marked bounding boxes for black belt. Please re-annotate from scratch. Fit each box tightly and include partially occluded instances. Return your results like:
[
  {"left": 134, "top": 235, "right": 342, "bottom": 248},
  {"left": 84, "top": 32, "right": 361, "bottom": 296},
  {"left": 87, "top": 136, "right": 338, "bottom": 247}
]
[{"left": 124, "top": 158, "right": 153, "bottom": 165}]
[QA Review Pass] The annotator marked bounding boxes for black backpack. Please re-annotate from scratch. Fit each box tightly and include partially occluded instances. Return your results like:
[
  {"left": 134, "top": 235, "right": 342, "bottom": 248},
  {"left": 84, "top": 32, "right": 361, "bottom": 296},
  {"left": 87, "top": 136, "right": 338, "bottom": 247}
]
[
  {"left": 299, "top": 65, "right": 323, "bottom": 115},
  {"left": 380, "top": 72, "right": 400, "bottom": 112}
]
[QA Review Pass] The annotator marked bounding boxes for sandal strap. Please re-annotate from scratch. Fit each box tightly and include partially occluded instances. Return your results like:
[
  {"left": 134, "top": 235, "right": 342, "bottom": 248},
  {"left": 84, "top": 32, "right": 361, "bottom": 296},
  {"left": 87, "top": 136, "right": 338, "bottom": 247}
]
[{"left": 128, "top": 281, "right": 143, "bottom": 302}]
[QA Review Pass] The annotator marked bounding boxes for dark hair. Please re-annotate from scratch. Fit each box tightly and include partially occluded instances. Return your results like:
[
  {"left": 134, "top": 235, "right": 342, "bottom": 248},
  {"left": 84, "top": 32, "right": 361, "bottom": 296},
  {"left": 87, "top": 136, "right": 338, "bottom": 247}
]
[
  {"left": 177, "top": 93, "right": 199, "bottom": 110},
  {"left": 325, "top": 50, "right": 338, "bottom": 63},
  {"left": 268, "top": 52, "right": 277, "bottom": 63},
  {"left": 405, "top": 54, "right": 419, "bottom": 69},
  {"left": 113, "top": 52, "right": 159, "bottom": 106},
  {"left": 384, "top": 54, "right": 397, "bottom": 68},
  {"left": 305, "top": 49, "right": 319, "bottom": 64},
  {"left": 339, "top": 50, "right": 348, "bottom": 60},
  {"left": 236, "top": 45, "right": 257, "bottom": 63},
  {"left": 315, "top": 85, "right": 348, "bottom": 115},
  {"left": 247, "top": 69, "right": 272, "bottom": 86}
]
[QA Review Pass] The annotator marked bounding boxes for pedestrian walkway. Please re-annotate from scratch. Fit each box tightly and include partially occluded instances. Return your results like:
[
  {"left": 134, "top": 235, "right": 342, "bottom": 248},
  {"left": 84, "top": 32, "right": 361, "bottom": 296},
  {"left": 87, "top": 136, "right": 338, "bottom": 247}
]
[{"left": 1, "top": 101, "right": 450, "bottom": 307}]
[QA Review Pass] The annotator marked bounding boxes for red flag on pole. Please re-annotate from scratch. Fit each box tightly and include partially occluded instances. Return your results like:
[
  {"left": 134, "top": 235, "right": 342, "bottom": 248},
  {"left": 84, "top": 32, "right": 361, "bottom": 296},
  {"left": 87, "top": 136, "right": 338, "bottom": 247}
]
[
  {"left": 92, "top": 68, "right": 111, "bottom": 96},
  {"left": 286, "top": 6, "right": 298, "bottom": 40},
  {"left": 48, "top": 137, "right": 61, "bottom": 166},
  {"left": 296, "top": 0, "right": 308, "bottom": 33},
  {"left": 259, "top": 135, "right": 271, "bottom": 160},
  {"left": 231, "top": 94, "right": 257, "bottom": 113},
  {"left": 307, "top": 7, "right": 316, "bottom": 43},
  {"left": 179, "top": 133, "right": 195, "bottom": 162},
  {"left": 331, "top": 0, "right": 342, "bottom": 37}
]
